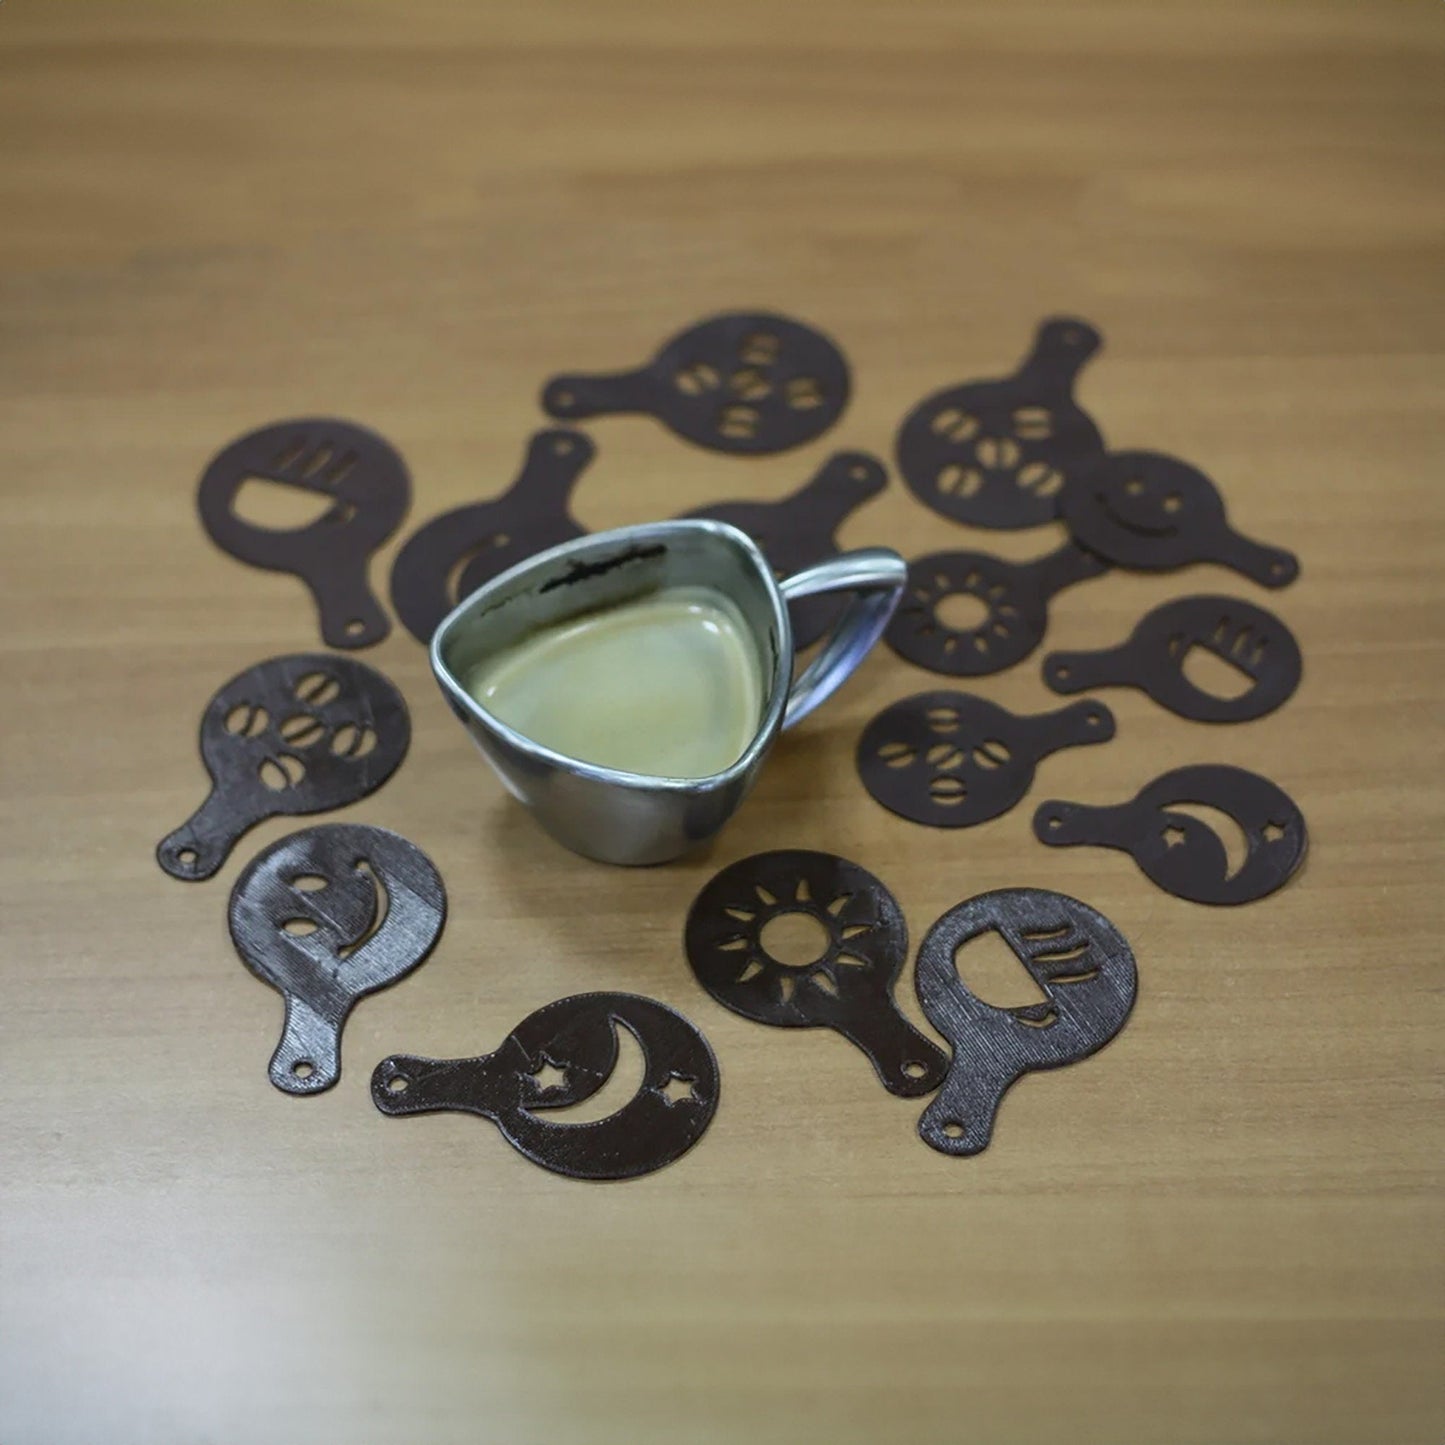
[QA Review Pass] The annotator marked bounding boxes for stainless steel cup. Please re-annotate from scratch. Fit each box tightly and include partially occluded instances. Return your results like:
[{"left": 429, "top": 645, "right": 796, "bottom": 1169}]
[{"left": 430, "top": 519, "right": 906, "bottom": 864}]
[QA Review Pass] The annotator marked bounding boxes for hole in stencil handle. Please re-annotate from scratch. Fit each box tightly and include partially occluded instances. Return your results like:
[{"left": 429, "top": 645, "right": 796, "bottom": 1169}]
[
  {"left": 542, "top": 377, "right": 593, "bottom": 415},
  {"left": 158, "top": 837, "right": 212, "bottom": 879}
]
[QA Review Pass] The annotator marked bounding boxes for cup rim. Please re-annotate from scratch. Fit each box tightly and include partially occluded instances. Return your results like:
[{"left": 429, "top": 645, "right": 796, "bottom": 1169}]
[{"left": 429, "top": 518, "right": 794, "bottom": 794}]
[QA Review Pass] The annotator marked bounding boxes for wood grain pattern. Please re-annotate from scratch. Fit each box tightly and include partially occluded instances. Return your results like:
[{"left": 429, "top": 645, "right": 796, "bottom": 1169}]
[{"left": 1, "top": 3, "right": 1442, "bottom": 1441}]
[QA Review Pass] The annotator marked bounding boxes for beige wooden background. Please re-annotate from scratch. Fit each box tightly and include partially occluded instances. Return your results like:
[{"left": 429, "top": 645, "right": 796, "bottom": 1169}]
[{"left": 2, "top": 3, "right": 1442, "bottom": 1442}]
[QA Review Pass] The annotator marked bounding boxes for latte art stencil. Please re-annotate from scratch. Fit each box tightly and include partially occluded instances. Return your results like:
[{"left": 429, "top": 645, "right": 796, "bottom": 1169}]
[
  {"left": 1044, "top": 594, "right": 1302, "bottom": 722},
  {"left": 197, "top": 418, "right": 410, "bottom": 649},
  {"left": 542, "top": 311, "right": 850, "bottom": 455},
  {"left": 1034, "top": 764, "right": 1307, "bottom": 905},
  {"left": 372, "top": 993, "right": 719, "bottom": 1181},
  {"left": 229, "top": 825, "right": 446, "bottom": 1094},
  {"left": 915, "top": 889, "right": 1138, "bottom": 1157},
  {"left": 156, "top": 653, "right": 410, "bottom": 882},
  {"left": 857, "top": 691, "right": 1115, "bottom": 829},
  {"left": 685, "top": 850, "right": 948, "bottom": 1097},
  {"left": 886, "top": 541, "right": 1108, "bottom": 677},
  {"left": 897, "top": 317, "right": 1107, "bottom": 530},
  {"left": 1061, "top": 450, "right": 1299, "bottom": 587}
]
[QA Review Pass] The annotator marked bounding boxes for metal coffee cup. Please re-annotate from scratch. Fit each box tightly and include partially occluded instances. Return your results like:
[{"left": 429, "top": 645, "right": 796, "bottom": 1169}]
[{"left": 430, "top": 519, "right": 905, "bottom": 864}]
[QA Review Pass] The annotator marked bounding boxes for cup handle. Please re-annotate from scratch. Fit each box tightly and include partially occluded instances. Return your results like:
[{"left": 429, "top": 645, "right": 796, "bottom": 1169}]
[{"left": 778, "top": 547, "right": 907, "bottom": 729}]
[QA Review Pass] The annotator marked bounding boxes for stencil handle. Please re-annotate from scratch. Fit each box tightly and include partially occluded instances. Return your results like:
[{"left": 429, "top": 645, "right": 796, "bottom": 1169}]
[
  {"left": 541, "top": 368, "right": 655, "bottom": 420},
  {"left": 156, "top": 788, "right": 255, "bottom": 881},
  {"left": 1017, "top": 699, "right": 1117, "bottom": 757},
  {"left": 1042, "top": 642, "right": 1133, "bottom": 695},
  {"left": 790, "top": 452, "right": 889, "bottom": 535},
  {"left": 371, "top": 1053, "right": 509, "bottom": 1119},
  {"left": 1215, "top": 528, "right": 1300, "bottom": 589},
  {"left": 308, "top": 566, "right": 390, "bottom": 650},
  {"left": 1033, "top": 798, "right": 1134, "bottom": 852},
  {"left": 511, "top": 429, "right": 596, "bottom": 509},
  {"left": 269, "top": 996, "right": 342, "bottom": 1094},
  {"left": 842, "top": 1005, "right": 950, "bottom": 1098},
  {"left": 918, "top": 1061, "right": 1016, "bottom": 1156},
  {"left": 1024, "top": 541, "right": 1110, "bottom": 600},
  {"left": 1017, "top": 317, "right": 1103, "bottom": 395}
]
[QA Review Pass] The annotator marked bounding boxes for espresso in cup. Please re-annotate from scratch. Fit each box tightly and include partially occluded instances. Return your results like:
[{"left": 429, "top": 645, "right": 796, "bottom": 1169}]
[{"left": 463, "top": 587, "right": 764, "bottom": 779}]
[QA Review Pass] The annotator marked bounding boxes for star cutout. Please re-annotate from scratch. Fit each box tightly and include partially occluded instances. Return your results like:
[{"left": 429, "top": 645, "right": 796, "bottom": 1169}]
[
  {"left": 1261, "top": 821, "right": 1286, "bottom": 843},
  {"left": 658, "top": 1074, "right": 698, "bottom": 1107},
  {"left": 530, "top": 1061, "right": 568, "bottom": 1091},
  {"left": 1161, "top": 825, "right": 1188, "bottom": 849}
]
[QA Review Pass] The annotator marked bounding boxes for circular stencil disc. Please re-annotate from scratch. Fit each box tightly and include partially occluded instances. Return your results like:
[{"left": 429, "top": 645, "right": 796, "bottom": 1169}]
[
  {"left": 198, "top": 418, "right": 410, "bottom": 648},
  {"left": 915, "top": 888, "right": 1137, "bottom": 1155},
  {"left": 885, "top": 544, "right": 1107, "bottom": 677},
  {"left": 1061, "top": 450, "right": 1299, "bottom": 587},
  {"left": 858, "top": 690, "right": 1114, "bottom": 828},
  {"left": 685, "top": 850, "right": 947, "bottom": 1097},
  {"left": 156, "top": 652, "right": 411, "bottom": 881},
  {"left": 1034, "top": 763, "right": 1308, "bottom": 905},
  {"left": 542, "top": 312, "right": 850, "bottom": 456},
  {"left": 1044, "top": 594, "right": 1302, "bottom": 722},
  {"left": 897, "top": 318, "right": 1106, "bottom": 530},
  {"left": 230, "top": 824, "right": 446, "bottom": 1094},
  {"left": 373, "top": 993, "right": 720, "bottom": 1181}
]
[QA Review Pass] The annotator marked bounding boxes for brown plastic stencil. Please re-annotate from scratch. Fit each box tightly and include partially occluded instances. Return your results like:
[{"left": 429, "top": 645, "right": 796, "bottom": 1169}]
[
  {"left": 684, "top": 450, "right": 887, "bottom": 648},
  {"left": 885, "top": 541, "right": 1108, "bottom": 677},
  {"left": 372, "top": 993, "right": 719, "bottom": 1181},
  {"left": 684, "top": 850, "right": 948, "bottom": 1097},
  {"left": 1061, "top": 451, "right": 1299, "bottom": 587},
  {"left": 156, "top": 653, "right": 410, "bottom": 882},
  {"left": 229, "top": 825, "right": 446, "bottom": 1095},
  {"left": 389, "top": 429, "right": 593, "bottom": 643},
  {"left": 197, "top": 418, "right": 410, "bottom": 649},
  {"left": 915, "top": 888, "right": 1137, "bottom": 1156},
  {"left": 858, "top": 691, "right": 1115, "bottom": 828},
  {"left": 1034, "top": 764, "right": 1307, "bottom": 905},
  {"left": 541, "top": 312, "right": 850, "bottom": 455},
  {"left": 897, "top": 318, "right": 1107, "bottom": 530},
  {"left": 1044, "top": 594, "right": 1302, "bottom": 722}
]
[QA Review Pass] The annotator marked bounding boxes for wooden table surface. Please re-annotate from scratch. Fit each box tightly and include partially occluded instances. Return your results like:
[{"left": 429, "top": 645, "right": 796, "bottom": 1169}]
[{"left": 3, "top": 4, "right": 1442, "bottom": 1442}]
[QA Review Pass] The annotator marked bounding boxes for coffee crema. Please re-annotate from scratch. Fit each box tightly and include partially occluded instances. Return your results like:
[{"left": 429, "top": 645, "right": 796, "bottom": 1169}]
[{"left": 464, "top": 586, "right": 764, "bottom": 779}]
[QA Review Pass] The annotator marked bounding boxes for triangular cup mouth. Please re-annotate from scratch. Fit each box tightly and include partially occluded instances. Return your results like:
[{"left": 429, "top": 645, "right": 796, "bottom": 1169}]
[{"left": 430, "top": 519, "right": 793, "bottom": 792}]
